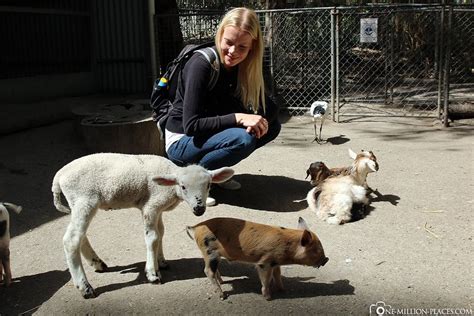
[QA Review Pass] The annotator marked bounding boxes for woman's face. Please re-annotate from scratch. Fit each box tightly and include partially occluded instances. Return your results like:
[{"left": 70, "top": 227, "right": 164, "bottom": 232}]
[{"left": 220, "top": 26, "right": 253, "bottom": 70}]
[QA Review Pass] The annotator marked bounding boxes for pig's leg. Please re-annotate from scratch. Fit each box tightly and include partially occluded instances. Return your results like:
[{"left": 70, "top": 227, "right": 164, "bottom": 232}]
[
  {"left": 272, "top": 266, "right": 284, "bottom": 291},
  {"left": 203, "top": 256, "right": 226, "bottom": 299},
  {"left": 256, "top": 264, "right": 273, "bottom": 300}
]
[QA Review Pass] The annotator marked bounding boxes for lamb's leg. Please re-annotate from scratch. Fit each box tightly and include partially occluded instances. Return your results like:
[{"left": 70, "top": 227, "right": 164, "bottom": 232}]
[
  {"left": 155, "top": 212, "right": 168, "bottom": 269},
  {"left": 143, "top": 208, "right": 162, "bottom": 283},
  {"left": 63, "top": 206, "right": 97, "bottom": 298},
  {"left": 0, "top": 259, "right": 3, "bottom": 284},
  {"left": 1, "top": 251, "right": 11, "bottom": 286},
  {"left": 256, "top": 264, "right": 274, "bottom": 300},
  {"left": 81, "top": 236, "right": 108, "bottom": 272}
]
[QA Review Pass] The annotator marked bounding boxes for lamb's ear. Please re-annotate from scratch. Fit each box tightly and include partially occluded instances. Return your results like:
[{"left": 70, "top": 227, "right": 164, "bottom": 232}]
[
  {"left": 3, "top": 202, "right": 22, "bottom": 214},
  {"left": 300, "top": 230, "right": 313, "bottom": 247},
  {"left": 297, "top": 217, "right": 309, "bottom": 230},
  {"left": 153, "top": 175, "right": 177, "bottom": 186},
  {"left": 348, "top": 148, "right": 357, "bottom": 160},
  {"left": 209, "top": 167, "right": 234, "bottom": 183}
]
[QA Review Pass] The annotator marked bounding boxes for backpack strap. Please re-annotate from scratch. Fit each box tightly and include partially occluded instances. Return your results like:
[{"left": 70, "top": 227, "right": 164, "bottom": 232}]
[{"left": 195, "top": 47, "right": 220, "bottom": 91}]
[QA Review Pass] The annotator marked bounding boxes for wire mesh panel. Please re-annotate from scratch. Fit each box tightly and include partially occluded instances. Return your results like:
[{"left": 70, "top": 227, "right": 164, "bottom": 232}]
[
  {"left": 336, "top": 6, "right": 442, "bottom": 119},
  {"left": 266, "top": 9, "right": 333, "bottom": 116},
  {"left": 447, "top": 7, "right": 474, "bottom": 117},
  {"left": 154, "top": 11, "right": 223, "bottom": 74},
  {"left": 154, "top": 6, "right": 472, "bottom": 121}
]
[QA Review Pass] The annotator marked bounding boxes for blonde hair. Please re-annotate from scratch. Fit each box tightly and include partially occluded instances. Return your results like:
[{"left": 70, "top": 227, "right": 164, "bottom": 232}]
[{"left": 215, "top": 7, "right": 266, "bottom": 113}]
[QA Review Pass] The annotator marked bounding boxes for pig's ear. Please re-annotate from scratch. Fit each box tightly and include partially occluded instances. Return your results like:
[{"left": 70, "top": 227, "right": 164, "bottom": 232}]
[
  {"left": 297, "top": 217, "right": 309, "bottom": 230},
  {"left": 301, "top": 230, "right": 313, "bottom": 247}
]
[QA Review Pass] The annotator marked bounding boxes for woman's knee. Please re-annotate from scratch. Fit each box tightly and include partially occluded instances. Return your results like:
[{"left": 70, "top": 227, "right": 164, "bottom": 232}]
[{"left": 223, "top": 128, "right": 256, "bottom": 149}]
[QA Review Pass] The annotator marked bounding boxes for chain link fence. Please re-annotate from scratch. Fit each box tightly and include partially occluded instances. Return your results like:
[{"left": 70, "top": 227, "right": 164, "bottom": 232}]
[{"left": 155, "top": 5, "right": 473, "bottom": 122}]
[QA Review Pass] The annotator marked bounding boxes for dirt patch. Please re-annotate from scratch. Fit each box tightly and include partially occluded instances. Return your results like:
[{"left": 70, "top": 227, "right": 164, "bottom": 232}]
[{"left": 0, "top": 111, "right": 472, "bottom": 315}]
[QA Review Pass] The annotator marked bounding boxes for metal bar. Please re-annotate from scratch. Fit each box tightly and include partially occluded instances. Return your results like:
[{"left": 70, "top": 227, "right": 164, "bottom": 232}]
[
  {"left": 330, "top": 8, "right": 337, "bottom": 122},
  {"left": 389, "top": 11, "right": 394, "bottom": 104},
  {"left": 335, "top": 9, "right": 340, "bottom": 123},
  {"left": 148, "top": 0, "right": 158, "bottom": 84},
  {"left": 443, "top": 6, "right": 453, "bottom": 127},
  {"left": 0, "top": 6, "right": 90, "bottom": 16},
  {"left": 437, "top": 7, "right": 445, "bottom": 119}
]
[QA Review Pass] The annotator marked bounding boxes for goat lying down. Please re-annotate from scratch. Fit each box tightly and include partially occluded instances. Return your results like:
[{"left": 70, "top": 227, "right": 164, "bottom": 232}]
[
  {"left": 307, "top": 150, "right": 379, "bottom": 225},
  {"left": 0, "top": 202, "right": 22, "bottom": 287},
  {"left": 306, "top": 149, "right": 378, "bottom": 189},
  {"left": 52, "top": 153, "right": 234, "bottom": 298}
]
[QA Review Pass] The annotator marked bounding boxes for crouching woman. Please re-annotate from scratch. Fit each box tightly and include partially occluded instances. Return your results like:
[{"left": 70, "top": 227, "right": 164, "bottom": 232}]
[{"left": 163, "top": 7, "right": 281, "bottom": 205}]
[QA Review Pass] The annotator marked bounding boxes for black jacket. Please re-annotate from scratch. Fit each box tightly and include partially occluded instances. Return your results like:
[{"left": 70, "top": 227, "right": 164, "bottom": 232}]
[{"left": 165, "top": 47, "right": 279, "bottom": 136}]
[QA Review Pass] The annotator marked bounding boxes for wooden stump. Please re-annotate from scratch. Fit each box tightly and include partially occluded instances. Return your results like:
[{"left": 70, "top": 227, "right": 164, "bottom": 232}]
[{"left": 81, "top": 111, "right": 165, "bottom": 156}]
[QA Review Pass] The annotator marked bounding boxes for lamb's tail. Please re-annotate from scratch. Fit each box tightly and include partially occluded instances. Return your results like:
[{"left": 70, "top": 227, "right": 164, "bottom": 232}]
[
  {"left": 51, "top": 172, "right": 71, "bottom": 214},
  {"left": 3, "top": 202, "right": 22, "bottom": 214},
  {"left": 185, "top": 226, "right": 195, "bottom": 240}
]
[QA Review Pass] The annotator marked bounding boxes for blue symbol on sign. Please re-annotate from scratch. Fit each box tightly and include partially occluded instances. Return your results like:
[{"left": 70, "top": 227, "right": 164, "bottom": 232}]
[{"left": 365, "top": 26, "right": 374, "bottom": 36}]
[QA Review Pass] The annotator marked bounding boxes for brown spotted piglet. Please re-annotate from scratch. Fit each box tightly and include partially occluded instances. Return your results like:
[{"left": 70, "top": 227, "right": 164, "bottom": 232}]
[
  {"left": 186, "top": 217, "right": 328, "bottom": 300},
  {"left": 0, "top": 202, "right": 22, "bottom": 287}
]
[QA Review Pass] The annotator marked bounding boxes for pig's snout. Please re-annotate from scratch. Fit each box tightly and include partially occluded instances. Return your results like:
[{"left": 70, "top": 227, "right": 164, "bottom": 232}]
[
  {"left": 321, "top": 257, "right": 329, "bottom": 266},
  {"left": 193, "top": 205, "right": 206, "bottom": 216},
  {"left": 315, "top": 257, "right": 329, "bottom": 268},
  {"left": 320, "top": 257, "right": 329, "bottom": 267}
]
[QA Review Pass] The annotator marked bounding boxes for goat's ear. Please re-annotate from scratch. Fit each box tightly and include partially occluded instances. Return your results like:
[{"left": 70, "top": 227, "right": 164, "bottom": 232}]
[
  {"left": 300, "top": 229, "right": 313, "bottom": 247},
  {"left": 348, "top": 148, "right": 357, "bottom": 160},
  {"left": 297, "top": 217, "right": 310, "bottom": 230},
  {"left": 367, "top": 161, "right": 378, "bottom": 172},
  {"left": 152, "top": 175, "right": 177, "bottom": 186},
  {"left": 209, "top": 167, "right": 234, "bottom": 183}
]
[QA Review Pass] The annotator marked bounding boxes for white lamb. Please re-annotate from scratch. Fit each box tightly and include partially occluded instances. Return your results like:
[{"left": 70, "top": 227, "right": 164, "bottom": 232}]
[
  {"left": 0, "top": 202, "right": 22, "bottom": 287},
  {"left": 52, "top": 153, "right": 234, "bottom": 298},
  {"left": 307, "top": 150, "right": 379, "bottom": 225}
]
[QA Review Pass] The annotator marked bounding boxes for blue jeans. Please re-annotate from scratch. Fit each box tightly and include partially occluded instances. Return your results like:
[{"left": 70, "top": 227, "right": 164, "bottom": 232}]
[{"left": 167, "top": 120, "right": 281, "bottom": 170}]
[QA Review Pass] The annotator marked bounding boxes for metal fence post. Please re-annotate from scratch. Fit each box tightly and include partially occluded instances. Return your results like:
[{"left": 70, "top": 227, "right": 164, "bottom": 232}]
[
  {"left": 442, "top": 5, "right": 453, "bottom": 127},
  {"left": 437, "top": 6, "right": 445, "bottom": 119},
  {"left": 331, "top": 8, "right": 337, "bottom": 122},
  {"left": 385, "top": 10, "right": 394, "bottom": 105},
  {"left": 335, "top": 9, "right": 340, "bottom": 123}
]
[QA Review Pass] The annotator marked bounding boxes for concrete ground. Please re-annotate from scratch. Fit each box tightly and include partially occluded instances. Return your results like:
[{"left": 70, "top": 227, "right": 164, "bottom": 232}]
[{"left": 0, "top": 102, "right": 473, "bottom": 315}]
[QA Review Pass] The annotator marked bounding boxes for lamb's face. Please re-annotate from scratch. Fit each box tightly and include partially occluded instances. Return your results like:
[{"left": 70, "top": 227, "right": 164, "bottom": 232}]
[{"left": 176, "top": 166, "right": 212, "bottom": 216}]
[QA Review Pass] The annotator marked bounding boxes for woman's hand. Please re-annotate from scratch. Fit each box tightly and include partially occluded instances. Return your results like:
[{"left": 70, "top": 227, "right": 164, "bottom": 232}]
[{"left": 235, "top": 113, "right": 269, "bottom": 139}]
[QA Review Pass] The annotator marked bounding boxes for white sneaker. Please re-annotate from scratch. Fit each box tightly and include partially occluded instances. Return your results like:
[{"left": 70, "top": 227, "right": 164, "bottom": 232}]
[
  {"left": 217, "top": 179, "right": 241, "bottom": 190},
  {"left": 206, "top": 196, "right": 216, "bottom": 207}
]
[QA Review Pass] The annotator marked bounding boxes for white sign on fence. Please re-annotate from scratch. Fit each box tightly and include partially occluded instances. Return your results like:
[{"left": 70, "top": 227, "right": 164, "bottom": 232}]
[{"left": 360, "top": 18, "right": 378, "bottom": 43}]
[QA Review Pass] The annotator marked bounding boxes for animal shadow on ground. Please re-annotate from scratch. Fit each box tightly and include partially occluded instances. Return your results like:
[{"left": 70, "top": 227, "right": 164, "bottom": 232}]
[
  {"left": 0, "top": 269, "right": 70, "bottom": 315},
  {"left": 370, "top": 189, "right": 400, "bottom": 206},
  {"left": 93, "top": 258, "right": 208, "bottom": 296},
  {"left": 212, "top": 174, "right": 311, "bottom": 212},
  {"left": 325, "top": 134, "right": 350, "bottom": 145},
  {"left": 216, "top": 261, "right": 355, "bottom": 299},
  {"left": 348, "top": 189, "right": 400, "bottom": 223}
]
